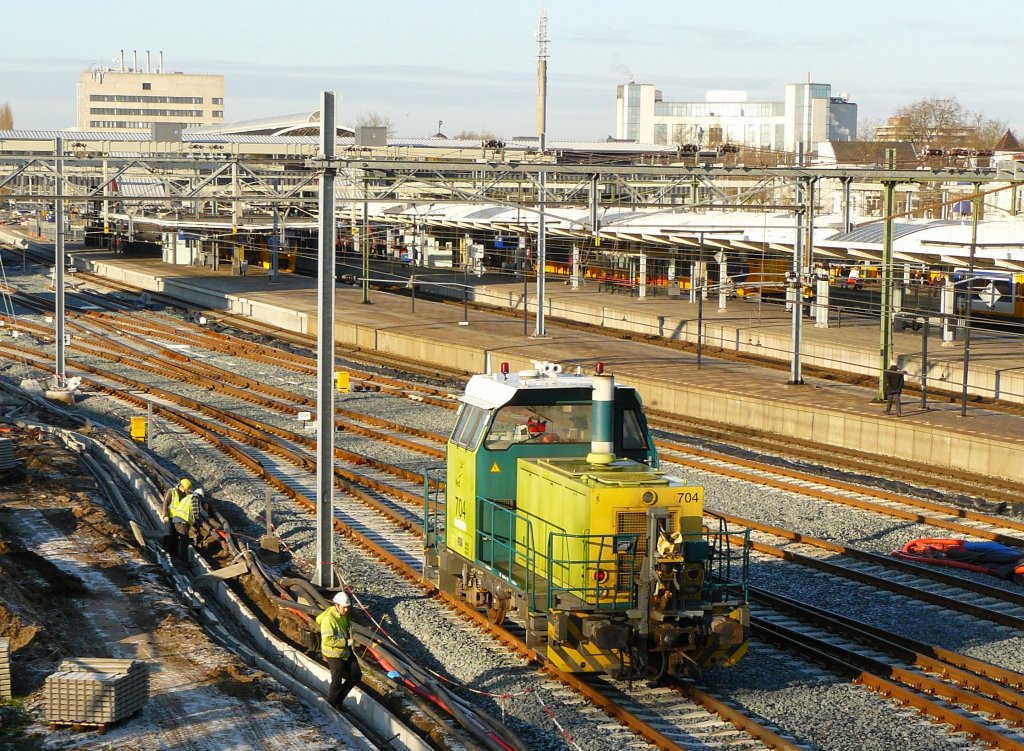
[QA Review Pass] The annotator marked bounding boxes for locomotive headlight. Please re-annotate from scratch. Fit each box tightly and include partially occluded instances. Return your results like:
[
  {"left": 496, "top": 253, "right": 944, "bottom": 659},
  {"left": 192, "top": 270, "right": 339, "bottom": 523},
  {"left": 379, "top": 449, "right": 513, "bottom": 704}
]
[
  {"left": 641, "top": 491, "right": 657, "bottom": 505},
  {"left": 594, "top": 568, "right": 609, "bottom": 584}
]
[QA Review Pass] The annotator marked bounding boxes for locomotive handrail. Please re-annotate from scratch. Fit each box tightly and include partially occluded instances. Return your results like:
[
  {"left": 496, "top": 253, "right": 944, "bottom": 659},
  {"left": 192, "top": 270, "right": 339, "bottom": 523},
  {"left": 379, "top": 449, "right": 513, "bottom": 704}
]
[
  {"left": 546, "top": 532, "right": 640, "bottom": 611},
  {"left": 422, "top": 466, "right": 446, "bottom": 551},
  {"left": 704, "top": 514, "right": 751, "bottom": 602},
  {"left": 475, "top": 495, "right": 544, "bottom": 612}
]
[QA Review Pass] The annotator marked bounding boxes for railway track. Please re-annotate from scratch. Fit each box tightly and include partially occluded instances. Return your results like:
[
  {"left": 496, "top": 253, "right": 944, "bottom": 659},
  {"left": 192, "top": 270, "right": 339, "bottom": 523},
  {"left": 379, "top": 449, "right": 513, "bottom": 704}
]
[
  {"left": 42, "top": 302, "right": 1024, "bottom": 583},
  {"left": 5, "top": 257, "right": 1024, "bottom": 747},
  {"left": 0, "top": 329, "right": 794, "bottom": 749},
  {"left": 9, "top": 244, "right": 1024, "bottom": 506},
  {"left": 751, "top": 590, "right": 1024, "bottom": 750},
  {"left": 655, "top": 442, "right": 1024, "bottom": 542},
  {"left": 0, "top": 334, "right": 1003, "bottom": 749},
  {"left": 652, "top": 412, "right": 1023, "bottom": 511}
]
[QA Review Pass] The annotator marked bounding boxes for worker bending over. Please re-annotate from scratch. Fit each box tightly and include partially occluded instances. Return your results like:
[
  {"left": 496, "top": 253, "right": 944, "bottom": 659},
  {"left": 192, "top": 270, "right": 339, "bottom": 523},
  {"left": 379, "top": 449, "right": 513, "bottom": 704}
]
[{"left": 160, "top": 478, "right": 208, "bottom": 558}]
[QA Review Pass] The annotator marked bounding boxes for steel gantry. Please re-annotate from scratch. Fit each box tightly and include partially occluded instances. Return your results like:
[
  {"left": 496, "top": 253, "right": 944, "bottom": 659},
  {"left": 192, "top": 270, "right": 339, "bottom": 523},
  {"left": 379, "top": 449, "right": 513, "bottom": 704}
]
[{"left": 3, "top": 143, "right": 1024, "bottom": 374}]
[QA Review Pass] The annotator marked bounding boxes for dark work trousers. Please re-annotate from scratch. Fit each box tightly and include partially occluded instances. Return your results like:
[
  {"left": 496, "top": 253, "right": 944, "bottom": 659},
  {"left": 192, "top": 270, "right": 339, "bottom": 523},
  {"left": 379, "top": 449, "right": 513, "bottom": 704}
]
[
  {"left": 885, "top": 391, "right": 902, "bottom": 416},
  {"left": 168, "top": 520, "right": 191, "bottom": 558},
  {"left": 326, "top": 656, "right": 362, "bottom": 709}
]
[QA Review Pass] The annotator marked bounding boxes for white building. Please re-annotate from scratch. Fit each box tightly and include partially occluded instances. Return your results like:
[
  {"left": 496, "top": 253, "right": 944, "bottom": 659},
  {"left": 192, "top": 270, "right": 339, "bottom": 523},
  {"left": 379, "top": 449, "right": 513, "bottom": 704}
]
[
  {"left": 77, "top": 51, "right": 225, "bottom": 133},
  {"left": 616, "top": 81, "right": 856, "bottom": 154}
]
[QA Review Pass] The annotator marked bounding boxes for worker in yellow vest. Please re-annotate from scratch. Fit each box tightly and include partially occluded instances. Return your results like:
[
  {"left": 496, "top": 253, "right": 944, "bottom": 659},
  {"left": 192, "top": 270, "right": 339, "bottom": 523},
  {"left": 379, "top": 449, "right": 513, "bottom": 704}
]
[
  {"left": 316, "top": 591, "right": 362, "bottom": 712},
  {"left": 161, "top": 478, "right": 196, "bottom": 558}
]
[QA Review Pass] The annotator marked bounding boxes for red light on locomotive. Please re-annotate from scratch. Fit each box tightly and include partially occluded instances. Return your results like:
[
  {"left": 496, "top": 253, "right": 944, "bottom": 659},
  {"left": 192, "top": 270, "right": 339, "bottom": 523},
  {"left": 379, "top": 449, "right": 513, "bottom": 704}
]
[
  {"left": 500, "top": 362, "right": 510, "bottom": 374},
  {"left": 595, "top": 361, "right": 605, "bottom": 374},
  {"left": 594, "top": 569, "right": 609, "bottom": 583}
]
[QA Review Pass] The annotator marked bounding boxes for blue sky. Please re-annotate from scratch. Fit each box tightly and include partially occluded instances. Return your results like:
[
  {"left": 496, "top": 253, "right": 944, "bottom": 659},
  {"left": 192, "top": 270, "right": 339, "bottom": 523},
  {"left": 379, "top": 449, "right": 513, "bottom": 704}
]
[{"left": 1, "top": 0, "right": 1020, "bottom": 139}]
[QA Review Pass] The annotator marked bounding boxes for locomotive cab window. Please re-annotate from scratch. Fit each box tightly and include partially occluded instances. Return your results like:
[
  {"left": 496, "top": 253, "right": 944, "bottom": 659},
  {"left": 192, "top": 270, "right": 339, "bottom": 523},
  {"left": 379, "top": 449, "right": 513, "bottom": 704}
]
[
  {"left": 620, "top": 408, "right": 647, "bottom": 450},
  {"left": 484, "top": 403, "right": 591, "bottom": 450},
  {"left": 450, "top": 404, "right": 488, "bottom": 449}
]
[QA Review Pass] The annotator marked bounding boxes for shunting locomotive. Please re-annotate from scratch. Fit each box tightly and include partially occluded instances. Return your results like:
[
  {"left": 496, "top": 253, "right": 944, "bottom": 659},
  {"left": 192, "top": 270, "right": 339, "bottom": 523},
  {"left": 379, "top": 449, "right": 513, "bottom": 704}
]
[{"left": 423, "top": 361, "right": 750, "bottom": 678}]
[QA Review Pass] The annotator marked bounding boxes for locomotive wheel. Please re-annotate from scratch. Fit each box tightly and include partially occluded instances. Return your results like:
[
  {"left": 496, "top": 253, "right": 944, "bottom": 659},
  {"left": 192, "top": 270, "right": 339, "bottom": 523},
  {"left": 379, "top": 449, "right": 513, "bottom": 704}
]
[
  {"left": 486, "top": 596, "right": 508, "bottom": 625},
  {"left": 647, "top": 650, "right": 668, "bottom": 681}
]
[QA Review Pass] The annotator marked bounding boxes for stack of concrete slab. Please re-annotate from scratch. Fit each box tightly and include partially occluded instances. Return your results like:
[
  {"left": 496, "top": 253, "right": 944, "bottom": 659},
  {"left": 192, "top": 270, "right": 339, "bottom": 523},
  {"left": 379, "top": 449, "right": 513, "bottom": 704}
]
[
  {"left": 0, "top": 637, "right": 11, "bottom": 699},
  {"left": 0, "top": 438, "right": 16, "bottom": 471},
  {"left": 45, "top": 658, "right": 148, "bottom": 726}
]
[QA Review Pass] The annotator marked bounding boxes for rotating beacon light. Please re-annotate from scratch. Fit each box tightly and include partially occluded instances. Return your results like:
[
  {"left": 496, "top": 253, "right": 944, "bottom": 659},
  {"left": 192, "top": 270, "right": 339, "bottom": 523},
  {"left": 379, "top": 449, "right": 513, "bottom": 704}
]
[{"left": 587, "top": 371, "right": 615, "bottom": 465}]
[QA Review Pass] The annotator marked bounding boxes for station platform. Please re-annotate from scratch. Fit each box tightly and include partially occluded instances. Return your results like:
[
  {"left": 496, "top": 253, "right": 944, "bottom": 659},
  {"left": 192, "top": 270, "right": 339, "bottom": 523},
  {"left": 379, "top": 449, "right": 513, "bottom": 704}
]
[{"left": 57, "top": 249, "right": 1024, "bottom": 484}]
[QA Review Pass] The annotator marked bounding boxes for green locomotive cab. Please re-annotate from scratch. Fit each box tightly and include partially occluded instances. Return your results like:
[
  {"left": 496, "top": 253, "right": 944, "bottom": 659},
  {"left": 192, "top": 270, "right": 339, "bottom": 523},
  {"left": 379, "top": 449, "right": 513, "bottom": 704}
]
[{"left": 424, "top": 361, "right": 750, "bottom": 678}]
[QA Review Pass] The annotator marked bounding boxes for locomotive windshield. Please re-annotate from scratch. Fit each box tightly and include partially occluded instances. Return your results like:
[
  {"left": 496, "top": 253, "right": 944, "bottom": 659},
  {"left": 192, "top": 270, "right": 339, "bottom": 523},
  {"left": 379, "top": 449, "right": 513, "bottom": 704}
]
[
  {"left": 482, "top": 402, "right": 647, "bottom": 451},
  {"left": 450, "top": 404, "right": 489, "bottom": 449}
]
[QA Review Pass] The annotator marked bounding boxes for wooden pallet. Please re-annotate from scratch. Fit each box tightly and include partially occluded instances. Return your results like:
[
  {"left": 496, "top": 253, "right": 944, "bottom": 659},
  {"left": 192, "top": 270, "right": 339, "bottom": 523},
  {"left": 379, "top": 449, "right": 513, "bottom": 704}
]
[{"left": 49, "top": 720, "right": 110, "bottom": 734}]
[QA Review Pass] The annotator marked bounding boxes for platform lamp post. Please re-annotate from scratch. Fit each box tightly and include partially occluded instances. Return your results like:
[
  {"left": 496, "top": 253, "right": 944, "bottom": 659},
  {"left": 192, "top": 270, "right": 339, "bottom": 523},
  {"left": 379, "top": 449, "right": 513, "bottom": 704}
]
[
  {"left": 789, "top": 178, "right": 805, "bottom": 385},
  {"left": 959, "top": 187, "right": 981, "bottom": 418},
  {"left": 269, "top": 180, "right": 281, "bottom": 283},
  {"left": 876, "top": 149, "right": 897, "bottom": 402},
  {"left": 463, "top": 257, "right": 470, "bottom": 324},
  {"left": 520, "top": 226, "right": 529, "bottom": 337},
  {"left": 920, "top": 319, "right": 929, "bottom": 411},
  {"left": 361, "top": 172, "right": 371, "bottom": 305},
  {"left": 696, "top": 276, "right": 704, "bottom": 367},
  {"left": 312, "top": 91, "right": 338, "bottom": 589}
]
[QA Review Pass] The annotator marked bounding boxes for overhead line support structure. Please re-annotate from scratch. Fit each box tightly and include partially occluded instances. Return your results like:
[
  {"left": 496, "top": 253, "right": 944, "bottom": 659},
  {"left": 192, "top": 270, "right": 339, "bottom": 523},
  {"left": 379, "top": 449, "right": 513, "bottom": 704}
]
[
  {"left": 54, "top": 137, "right": 66, "bottom": 384},
  {"left": 311, "top": 91, "right": 338, "bottom": 589}
]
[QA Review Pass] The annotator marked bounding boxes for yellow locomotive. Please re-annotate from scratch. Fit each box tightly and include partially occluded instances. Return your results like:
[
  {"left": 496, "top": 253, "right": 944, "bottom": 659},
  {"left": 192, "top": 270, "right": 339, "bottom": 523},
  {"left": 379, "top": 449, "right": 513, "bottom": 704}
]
[{"left": 424, "top": 362, "right": 750, "bottom": 678}]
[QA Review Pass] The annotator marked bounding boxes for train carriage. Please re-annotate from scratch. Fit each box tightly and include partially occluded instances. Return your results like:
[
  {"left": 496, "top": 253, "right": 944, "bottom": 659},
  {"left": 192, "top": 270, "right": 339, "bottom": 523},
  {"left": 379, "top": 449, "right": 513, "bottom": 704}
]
[
  {"left": 424, "top": 361, "right": 750, "bottom": 679},
  {"left": 952, "top": 267, "right": 1024, "bottom": 320}
]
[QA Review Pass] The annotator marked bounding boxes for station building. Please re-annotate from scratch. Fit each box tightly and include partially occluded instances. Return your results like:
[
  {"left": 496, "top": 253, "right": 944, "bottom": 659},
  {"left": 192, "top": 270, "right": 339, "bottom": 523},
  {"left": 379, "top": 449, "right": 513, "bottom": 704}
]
[
  {"left": 616, "top": 81, "right": 857, "bottom": 153},
  {"left": 77, "top": 51, "right": 224, "bottom": 134}
]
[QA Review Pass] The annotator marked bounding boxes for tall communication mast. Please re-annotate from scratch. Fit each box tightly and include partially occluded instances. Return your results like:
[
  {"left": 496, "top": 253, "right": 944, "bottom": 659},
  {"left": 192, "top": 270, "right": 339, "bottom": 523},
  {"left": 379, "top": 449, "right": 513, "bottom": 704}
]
[
  {"left": 536, "top": 12, "right": 548, "bottom": 146},
  {"left": 534, "top": 11, "right": 549, "bottom": 337}
]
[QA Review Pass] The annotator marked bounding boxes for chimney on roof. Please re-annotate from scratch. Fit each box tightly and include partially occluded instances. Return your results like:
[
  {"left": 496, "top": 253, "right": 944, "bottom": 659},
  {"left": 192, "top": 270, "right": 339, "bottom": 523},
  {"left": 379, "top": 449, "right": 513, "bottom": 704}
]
[
  {"left": 146, "top": 50, "right": 151, "bottom": 73},
  {"left": 159, "top": 51, "right": 164, "bottom": 74},
  {"left": 132, "top": 50, "right": 137, "bottom": 72}
]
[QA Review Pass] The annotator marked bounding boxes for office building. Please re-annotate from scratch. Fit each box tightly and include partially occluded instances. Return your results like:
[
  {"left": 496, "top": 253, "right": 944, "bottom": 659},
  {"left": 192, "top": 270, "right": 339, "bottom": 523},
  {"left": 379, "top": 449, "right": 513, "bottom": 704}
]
[
  {"left": 77, "top": 51, "right": 225, "bottom": 133},
  {"left": 616, "top": 81, "right": 856, "bottom": 154}
]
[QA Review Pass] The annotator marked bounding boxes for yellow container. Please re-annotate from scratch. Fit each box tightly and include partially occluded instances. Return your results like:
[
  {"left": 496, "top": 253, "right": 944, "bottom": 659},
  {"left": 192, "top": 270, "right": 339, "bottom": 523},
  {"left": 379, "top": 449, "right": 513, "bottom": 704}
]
[
  {"left": 335, "top": 371, "right": 350, "bottom": 393},
  {"left": 130, "top": 416, "right": 147, "bottom": 442}
]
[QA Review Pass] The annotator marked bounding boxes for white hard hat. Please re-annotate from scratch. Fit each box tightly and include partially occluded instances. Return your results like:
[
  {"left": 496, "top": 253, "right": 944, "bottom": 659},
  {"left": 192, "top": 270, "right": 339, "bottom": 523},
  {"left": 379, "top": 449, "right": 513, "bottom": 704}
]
[
  {"left": 332, "top": 591, "right": 350, "bottom": 607},
  {"left": 193, "top": 487, "right": 205, "bottom": 497}
]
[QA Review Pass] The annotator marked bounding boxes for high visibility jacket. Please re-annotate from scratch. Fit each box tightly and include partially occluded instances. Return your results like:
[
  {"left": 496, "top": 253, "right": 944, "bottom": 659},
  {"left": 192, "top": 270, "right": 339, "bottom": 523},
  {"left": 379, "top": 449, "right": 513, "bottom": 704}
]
[
  {"left": 169, "top": 491, "right": 196, "bottom": 526},
  {"left": 316, "top": 607, "right": 352, "bottom": 659}
]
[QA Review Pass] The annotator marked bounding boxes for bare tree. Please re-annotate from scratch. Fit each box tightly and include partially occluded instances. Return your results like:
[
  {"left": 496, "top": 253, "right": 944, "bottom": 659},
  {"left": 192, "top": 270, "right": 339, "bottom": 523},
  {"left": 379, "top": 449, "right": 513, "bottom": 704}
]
[
  {"left": 454, "top": 129, "right": 500, "bottom": 142},
  {"left": 859, "top": 117, "right": 880, "bottom": 141},
  {"left": 354, "top": 111, "right": 395, "bottom": 136},
  {"left": 964, "top": 111, "right": 1009, "bottom": 150},
  {"left": 0, "top": 102, "right": 13, "bottom": 131},
  {"left": 890, "top": 96, "right": 1005, "bottom": 150}
]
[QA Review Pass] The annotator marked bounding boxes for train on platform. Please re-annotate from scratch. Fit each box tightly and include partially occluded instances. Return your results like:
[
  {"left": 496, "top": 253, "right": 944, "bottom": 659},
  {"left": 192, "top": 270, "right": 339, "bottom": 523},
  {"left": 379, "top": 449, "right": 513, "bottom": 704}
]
[
  {"left": 951, "top": 267, "right": 1024, "bottom": 320},
  {"left": 423, "top": 361, "right": 750, "bottom": 679}
]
